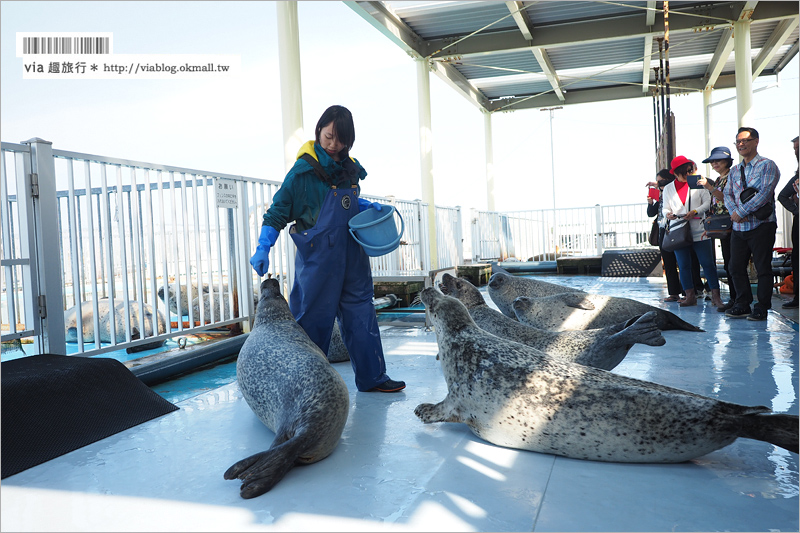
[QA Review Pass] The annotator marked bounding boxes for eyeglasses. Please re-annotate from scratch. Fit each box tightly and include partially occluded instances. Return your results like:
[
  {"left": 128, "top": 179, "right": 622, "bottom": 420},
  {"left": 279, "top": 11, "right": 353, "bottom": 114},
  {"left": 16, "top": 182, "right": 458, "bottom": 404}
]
[{"left": 735, "top": 138, "right": 757, "bottom": 145}]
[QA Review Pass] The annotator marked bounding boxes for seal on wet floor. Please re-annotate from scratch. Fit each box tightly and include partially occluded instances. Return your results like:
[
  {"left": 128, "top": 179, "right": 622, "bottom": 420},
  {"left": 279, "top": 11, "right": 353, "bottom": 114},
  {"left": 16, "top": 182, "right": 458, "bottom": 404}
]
[
  {"left": 224, "top": 278, "right": 349, "bottom": 498},
  {"left": 414, "top": 287, "right": 798, "bottom": 463},
  {"left": 439, "top": 273, "right": 665, "bottom": 371}
]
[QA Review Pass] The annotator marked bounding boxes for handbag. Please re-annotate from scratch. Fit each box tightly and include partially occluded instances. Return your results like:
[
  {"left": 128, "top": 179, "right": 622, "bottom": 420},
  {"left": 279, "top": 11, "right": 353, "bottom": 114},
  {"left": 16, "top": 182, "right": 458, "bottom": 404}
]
[
  {"left": 648, "top": 218, "right": 660, "bottom": 246},
  {"left": 661, "top": 218, "right": 693, "bottom": 252},
  {"left": 702, "top": 214, "right": 732, "bottom": 238},
  {"left": 660, "top": 191, "right": 693, "bottom": 252},
  {"left": 740, "top": 186, "right": 774, "bottom": 220}
]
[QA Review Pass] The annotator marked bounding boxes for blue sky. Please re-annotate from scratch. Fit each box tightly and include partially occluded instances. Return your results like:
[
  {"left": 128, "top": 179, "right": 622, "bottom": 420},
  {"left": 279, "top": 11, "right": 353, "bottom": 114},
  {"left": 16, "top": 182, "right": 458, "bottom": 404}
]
[{"left": 2, "top": 1, "right": 798, "bottom": 212}]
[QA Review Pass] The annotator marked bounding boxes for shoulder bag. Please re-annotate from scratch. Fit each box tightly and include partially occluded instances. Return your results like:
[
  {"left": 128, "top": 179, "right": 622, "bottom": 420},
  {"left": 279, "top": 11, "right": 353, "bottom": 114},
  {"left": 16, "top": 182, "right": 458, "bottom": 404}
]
[
  {"left": 703, "top": 214, "right": 732, "bottom": 238},
  {"left": 661, "top": 194, "right": 693, "bottom": 252},
  {"left": 648, "top": 218, "right": 660, "bottom": 246},
  {"left": 738, "top": 166, "right": 773, "bottom": 220}
]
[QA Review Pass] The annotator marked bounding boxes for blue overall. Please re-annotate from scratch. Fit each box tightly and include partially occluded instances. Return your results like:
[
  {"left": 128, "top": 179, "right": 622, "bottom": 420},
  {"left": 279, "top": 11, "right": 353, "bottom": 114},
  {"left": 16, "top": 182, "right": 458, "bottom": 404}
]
[{"left": 289, "top": 185, "right": 389, "bottom": 391}]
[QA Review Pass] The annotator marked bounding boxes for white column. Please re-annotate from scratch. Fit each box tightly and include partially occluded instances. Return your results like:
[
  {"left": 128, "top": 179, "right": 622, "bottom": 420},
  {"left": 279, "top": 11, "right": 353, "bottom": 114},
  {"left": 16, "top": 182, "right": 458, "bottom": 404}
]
[
  {"left": 484, "top": 110, "right": 496, "bottom": 212},
  {"left": 277, "top": 1, "right": 304, "bottom": 174},
  {"left": 703, "top": 88, "right": 712, "bottom": 177},
  {"left": 734, "top": 19, "right": 754, "bottom": 128},
  {"left": 417, "top": 58, "right": 438, "bottom": 269}
]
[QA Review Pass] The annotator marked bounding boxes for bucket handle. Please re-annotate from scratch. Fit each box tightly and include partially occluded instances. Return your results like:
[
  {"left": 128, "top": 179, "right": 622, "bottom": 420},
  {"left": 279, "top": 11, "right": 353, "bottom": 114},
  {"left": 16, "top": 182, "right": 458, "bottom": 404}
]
[{"left": 348, "top": 208, "right": 405, "bottom": 255}]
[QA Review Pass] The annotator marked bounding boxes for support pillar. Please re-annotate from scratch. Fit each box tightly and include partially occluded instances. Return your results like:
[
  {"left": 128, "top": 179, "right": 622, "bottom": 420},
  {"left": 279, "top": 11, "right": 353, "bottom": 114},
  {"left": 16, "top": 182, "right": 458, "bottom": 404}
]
[
  {"left": 734, "top": 19, "right": 754, "bottom": 129},
  {"left": 484, "top": 110, "right": 496, "bottom": 212},
  {"left": 417, "top": 58, "right": 438, "bottom": 270},
  {"left": 703, "top": 88, "right": 712, "bottom": 176},
  {"left": 277, "top": 1, "right": 304, "bottom": 174}
]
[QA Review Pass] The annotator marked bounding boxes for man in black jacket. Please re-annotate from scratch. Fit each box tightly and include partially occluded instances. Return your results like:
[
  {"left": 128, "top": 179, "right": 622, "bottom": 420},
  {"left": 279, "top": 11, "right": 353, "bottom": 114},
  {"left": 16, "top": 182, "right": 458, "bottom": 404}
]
[{"left": 777, "top": 136, "right": 799, "bottom": 309}]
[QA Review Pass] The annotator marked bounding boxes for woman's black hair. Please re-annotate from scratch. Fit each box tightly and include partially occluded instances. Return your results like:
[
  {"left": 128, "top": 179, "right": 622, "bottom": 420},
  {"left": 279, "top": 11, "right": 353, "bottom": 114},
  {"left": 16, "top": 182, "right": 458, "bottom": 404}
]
[
  {"left": 315, "top": 105, "right": 355, "bottom": 158},
  {"left": 656, "top": 168, "right": 674, "bottom": 187},
  {"left": 673, "top": 162, "right": 694, "bottom": 177}
]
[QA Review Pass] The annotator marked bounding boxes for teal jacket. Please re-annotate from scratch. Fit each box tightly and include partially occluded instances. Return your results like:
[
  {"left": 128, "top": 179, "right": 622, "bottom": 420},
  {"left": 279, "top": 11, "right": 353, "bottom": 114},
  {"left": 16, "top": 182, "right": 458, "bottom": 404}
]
[{"left": 262, "top": 141, "right": 368, "bottom": 232}]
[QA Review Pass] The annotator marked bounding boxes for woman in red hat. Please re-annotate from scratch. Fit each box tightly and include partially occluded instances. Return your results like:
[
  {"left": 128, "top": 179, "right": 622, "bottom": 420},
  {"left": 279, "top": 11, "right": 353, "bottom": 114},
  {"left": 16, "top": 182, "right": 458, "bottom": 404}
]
[{"left": 662, "top": 156, "right": 723, "bottom": 307}]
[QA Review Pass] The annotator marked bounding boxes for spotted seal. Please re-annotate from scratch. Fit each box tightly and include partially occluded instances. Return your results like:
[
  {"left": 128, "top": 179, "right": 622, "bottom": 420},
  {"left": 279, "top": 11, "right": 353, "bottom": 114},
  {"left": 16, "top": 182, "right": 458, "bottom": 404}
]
[
  {"left": 64, "top": 299, "right": 166, "bottom": 351},
  {"left": 511, "top": 292, "right": 702, "bottom": 332},
  {"left": 487, "top": 271, "right": 582, "bottom": 317},
  {"left": 414, "top": 287, "right": 798, "bottom": 462},
  {"left": 158, "top": 281, "right": 259, "bottom": 323},
  {"left": 224, "top": 278, "right": 350, "bottom": 498},
  {"left": 488, "top": 271, "right": 701, "bottom": 331},
  {"left": 439, "top": 273, "right": 665, "bottom": 371}
]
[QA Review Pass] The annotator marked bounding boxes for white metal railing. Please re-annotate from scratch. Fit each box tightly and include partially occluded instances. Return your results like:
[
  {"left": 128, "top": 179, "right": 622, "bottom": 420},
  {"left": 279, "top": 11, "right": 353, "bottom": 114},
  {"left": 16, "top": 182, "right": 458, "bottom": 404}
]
[{"left": 1, "top": 140, "right": 458, "bottom": 358}]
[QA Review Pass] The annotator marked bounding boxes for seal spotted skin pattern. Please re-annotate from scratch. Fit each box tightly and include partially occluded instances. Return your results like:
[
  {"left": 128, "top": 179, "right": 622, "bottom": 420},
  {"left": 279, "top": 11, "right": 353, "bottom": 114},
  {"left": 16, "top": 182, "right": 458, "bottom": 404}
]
[
  {"left": 438, "top": 273, "right": 665, "bottom": 371},
  {"left": 487, "top": 271, "right": 582, "bottom": 318},
  {"left": 511, "top": 292, "right": 703, "bottom": 332},
  {"left": 414, "top": 288, "right": 799, "bottom": 462},
  {"left": 488, "top": 271, "right": 702, "bottom": 332},
  {"left": 224, "top": 278, "right": 349, "bottom": 498}
]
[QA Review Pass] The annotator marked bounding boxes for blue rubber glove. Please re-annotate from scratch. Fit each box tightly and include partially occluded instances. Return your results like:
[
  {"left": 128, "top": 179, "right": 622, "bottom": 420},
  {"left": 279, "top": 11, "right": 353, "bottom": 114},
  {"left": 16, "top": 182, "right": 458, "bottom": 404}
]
[
  {"left": 250, "top": 225, "right": 280, "bottom": 277},
  {"left": 357, "top": 198, "right": 383, "bottom": 213}
]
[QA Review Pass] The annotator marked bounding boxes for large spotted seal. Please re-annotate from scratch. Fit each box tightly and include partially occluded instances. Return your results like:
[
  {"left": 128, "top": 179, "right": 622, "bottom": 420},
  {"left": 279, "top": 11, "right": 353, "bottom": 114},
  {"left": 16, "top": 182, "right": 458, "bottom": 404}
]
[
  {"left": 414, "top": 287, "right": 798, "bottom": 462},
  {"left": 224, "top": 278, "right": 349, "bottom": 498},
  {"left": 488, "top": 271, "right": 702, "bottom": 332},
  {"left": 439, "top": 273, "right": 665, "bottom": 371}
]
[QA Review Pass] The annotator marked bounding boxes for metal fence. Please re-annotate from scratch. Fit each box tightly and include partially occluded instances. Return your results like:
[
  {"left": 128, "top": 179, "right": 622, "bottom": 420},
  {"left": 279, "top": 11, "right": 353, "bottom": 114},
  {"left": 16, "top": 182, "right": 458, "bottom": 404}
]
[{"left": 1, "top": 139, "right": 462, "bottom": 358}]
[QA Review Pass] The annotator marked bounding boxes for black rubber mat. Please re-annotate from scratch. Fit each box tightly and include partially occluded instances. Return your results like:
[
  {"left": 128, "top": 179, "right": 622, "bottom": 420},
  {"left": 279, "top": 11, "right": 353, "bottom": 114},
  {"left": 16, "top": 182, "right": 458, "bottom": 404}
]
[{"left": 1, "top": 354, "right": 179, "bottom": 479}]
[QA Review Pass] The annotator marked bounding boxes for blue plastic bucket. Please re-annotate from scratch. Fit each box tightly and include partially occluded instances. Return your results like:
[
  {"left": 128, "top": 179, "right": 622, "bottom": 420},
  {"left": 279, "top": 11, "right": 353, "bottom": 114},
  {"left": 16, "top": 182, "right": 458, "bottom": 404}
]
[{"left": 348, "top": 206, "right": 405, "bottom": 257}]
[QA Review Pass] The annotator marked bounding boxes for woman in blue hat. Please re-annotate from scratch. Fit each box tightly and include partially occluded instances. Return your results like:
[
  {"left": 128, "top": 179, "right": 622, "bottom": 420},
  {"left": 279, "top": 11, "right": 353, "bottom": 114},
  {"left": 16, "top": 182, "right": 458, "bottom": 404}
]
[
  {"left": 697, "top": 146, "right": 736, "bottom": 311},
  {"left": 249, "top": 105, "right": 405, "bottom": 393}
]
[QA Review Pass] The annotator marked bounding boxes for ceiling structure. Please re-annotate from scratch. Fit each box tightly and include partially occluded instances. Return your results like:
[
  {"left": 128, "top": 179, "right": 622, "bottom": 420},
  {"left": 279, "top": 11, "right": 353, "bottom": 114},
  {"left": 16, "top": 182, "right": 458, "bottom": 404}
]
[{"left": 346, "top": 1, "right": 800, "bottom": 113}]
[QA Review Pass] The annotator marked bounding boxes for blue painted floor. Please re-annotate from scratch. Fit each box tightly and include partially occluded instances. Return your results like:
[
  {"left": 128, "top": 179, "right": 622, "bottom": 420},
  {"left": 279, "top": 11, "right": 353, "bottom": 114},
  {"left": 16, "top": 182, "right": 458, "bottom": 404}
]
[{"left": 2, "top": 275, "right": 798, "bottom": 532}]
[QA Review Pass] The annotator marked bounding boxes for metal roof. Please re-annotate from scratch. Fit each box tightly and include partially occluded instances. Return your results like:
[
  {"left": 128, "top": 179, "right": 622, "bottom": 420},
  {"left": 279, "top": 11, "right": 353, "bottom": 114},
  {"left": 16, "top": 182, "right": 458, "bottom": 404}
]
[{"left": 346, "top": 1, "right": 799, "bottom": 112}]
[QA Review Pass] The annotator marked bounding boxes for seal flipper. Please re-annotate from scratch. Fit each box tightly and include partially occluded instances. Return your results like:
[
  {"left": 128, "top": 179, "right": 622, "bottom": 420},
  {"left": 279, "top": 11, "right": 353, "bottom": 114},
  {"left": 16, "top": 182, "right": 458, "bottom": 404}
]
[
  {"left": 414, "top": 399, "right": 464, "bottom": 424},
  {"left": 561, "top": 293, "right": 596, "bottom": 310},
  {"left": 607, "top": 311, "right": 666, "bottom": 349},
  {"left": 224, "top": 435, "right": 305, "bottom": 499},
  {"left": 738, "top": 412, "right": 799, "bottom": 454},
  {"left": 656, "top": 310, "right": 705, "bottom": 332}
]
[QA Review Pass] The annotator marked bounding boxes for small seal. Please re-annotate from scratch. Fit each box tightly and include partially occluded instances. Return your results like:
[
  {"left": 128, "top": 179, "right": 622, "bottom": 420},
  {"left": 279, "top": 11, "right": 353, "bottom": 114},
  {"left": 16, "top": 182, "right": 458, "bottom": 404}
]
[
  {"left": 224, "top": 278, "right": 350, "bottom": 498},
  {"left": 488, "top": 271, "right": 702, "bottom": 332},
  {"left": 487, "top": 271, "right": 582, "bottom": 318},
  {"left": 511, "top": 293, "right": 703, "bottom": 332},
  {"left": 439, "top": 273, "right": 665, "bottom": 371},
  {"left": 414, "top": 287, "right": 799, "bottom": 462}
]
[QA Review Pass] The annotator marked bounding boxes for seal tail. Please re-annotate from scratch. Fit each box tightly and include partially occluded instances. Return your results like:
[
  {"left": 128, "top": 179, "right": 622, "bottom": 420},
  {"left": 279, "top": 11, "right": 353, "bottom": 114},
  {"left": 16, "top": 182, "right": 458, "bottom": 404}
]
[
  {"left": 224, "top": 436, "right": 306, "bottom": 499},
  {"left": 610, "top": 311, "right": 666, "bottom": 348},
  {"left": 738, "top": 413, "right": 799, "bottom": 454},
  {"left": 658, "top": 310, "right": 704, "bottom": 332}
]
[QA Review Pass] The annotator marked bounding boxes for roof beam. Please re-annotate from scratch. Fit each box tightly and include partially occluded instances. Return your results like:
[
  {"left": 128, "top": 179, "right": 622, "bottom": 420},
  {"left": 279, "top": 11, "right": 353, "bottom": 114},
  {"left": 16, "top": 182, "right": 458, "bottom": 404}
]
[
  {"left": 751, "top": 16, "right": 799, "bottom": 79},
  {"left": 426, "top": 1, "right": 798, "bottom": 59},
  {"left": 430, "top": 60, "right": 491, "bottom": 111},
  {"left": 703, "top": 1, "right": 759, "bottom": 89},
  {"left": 490, "top": 74, "right": 738, "bottom": 112},
  {"left": 344, "top": 1, "right": 426, "bottom": 59},
  {"left": 643, "top": 1, "right": 656, "bottom": 92},
  {"left": 505, "top": 1, "right": 565, "bottom": 101}
]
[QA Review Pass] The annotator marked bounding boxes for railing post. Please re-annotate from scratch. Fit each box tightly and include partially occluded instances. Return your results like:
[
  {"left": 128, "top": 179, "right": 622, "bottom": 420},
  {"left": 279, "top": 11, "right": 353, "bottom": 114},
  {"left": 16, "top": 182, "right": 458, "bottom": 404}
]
[
  {"left": 455, "top": 206, "right": 464, "bottom": 266},
  {"left": 23, "top": 137, "right": 67, "bottom": 354},
  {"left": 595, "top": 204, "right": 604, "bottom": 256}
]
